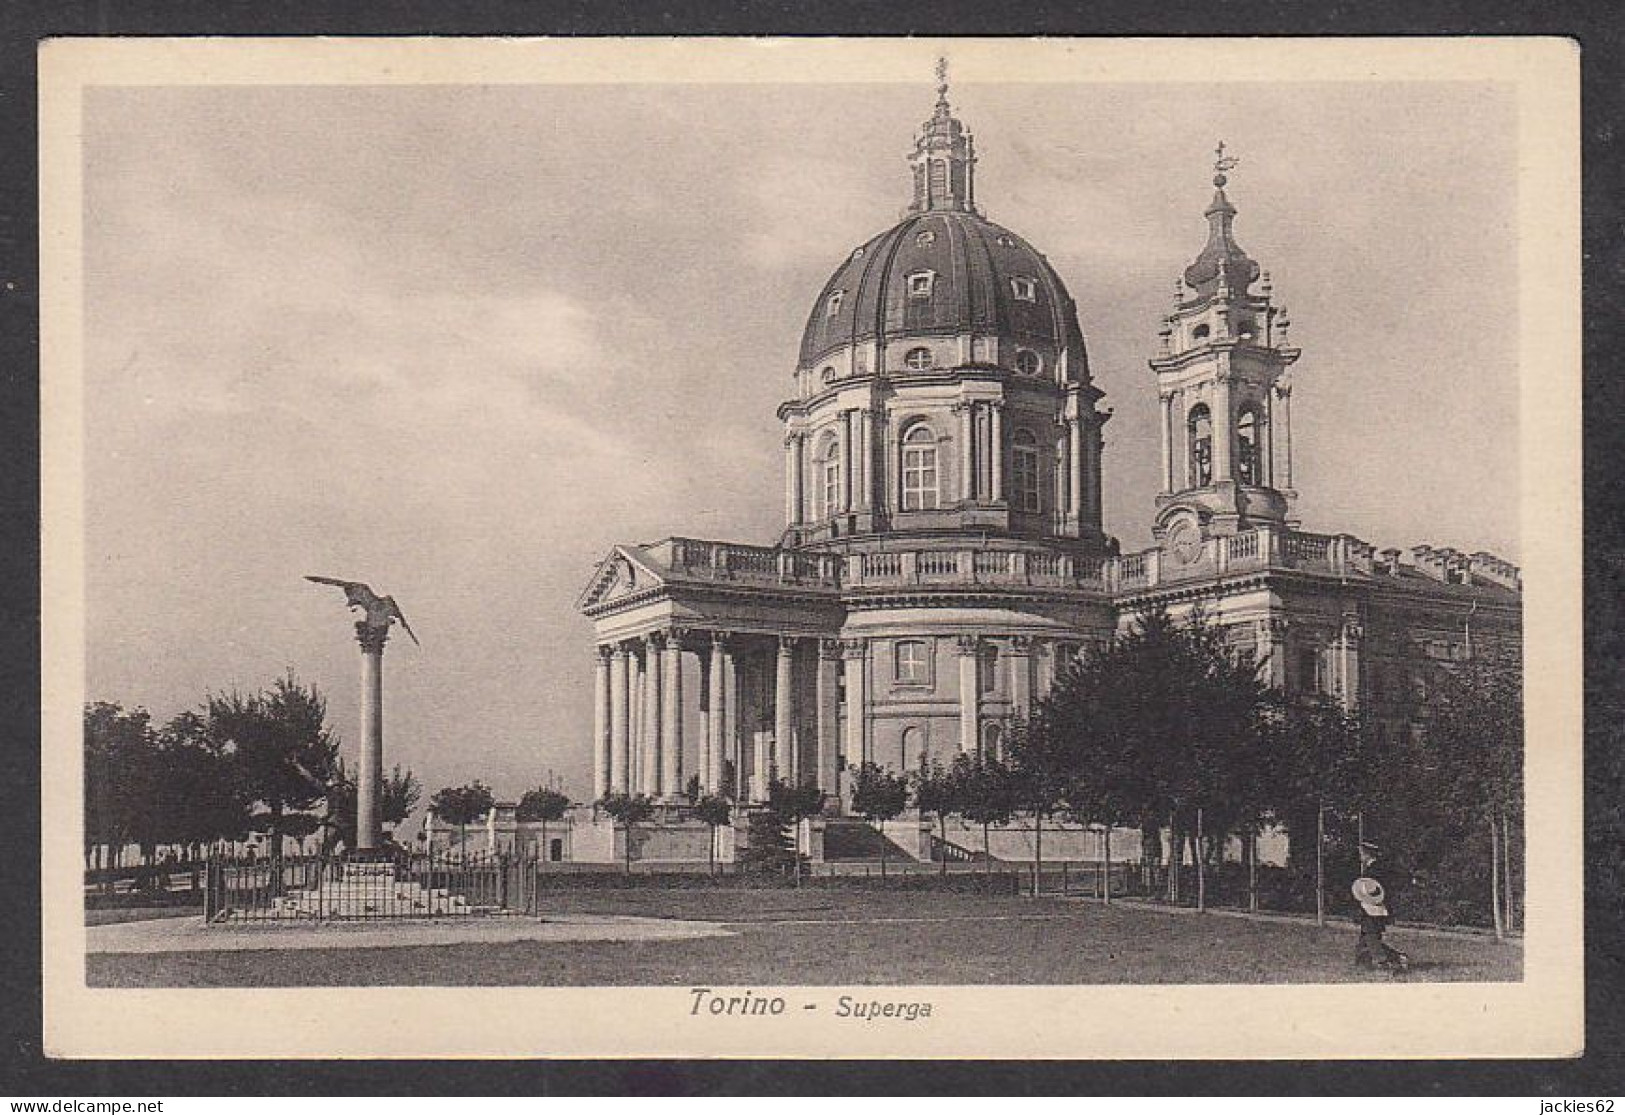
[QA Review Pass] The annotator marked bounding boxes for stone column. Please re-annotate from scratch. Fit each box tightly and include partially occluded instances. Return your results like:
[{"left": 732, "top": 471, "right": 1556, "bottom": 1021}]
[
  {"left": 630, "top": 650, "right": 645, "bottom": 794},
  {"left": 706, "top": 634, "right": 726, "bottom": 794},
  {"left": 1008, "top": 635, "right": 1033, "bottom": 720},
  {"left": 817, "top": 639, "right": 841, "bottom": 804},
  {"left": 661, "top": 629, "right": 684, "bottom": 799},
  {"left": 957, "top": 636, "right": 980, "bottom": 755},
  {"left": 990, "top": 402, "right": 1004, "bottom": 503},
  {"left": 856, "top": 409, "right": 872, "bottom": 511},
  {"left": 784, "top": 435, "right": 798, "bottom": 526},
  {"left": 1278, "top": 380, "right": 1294, "bottom": 489},
  {"left": 1262, "top": 389, "right": 1276, "bottom": 488},
  {"left": 1068, "top": 416, "right": 1084, "bottom": 521},
  {"left": 1214, "top": 375, "right": 1234, "bottom": 483},
  {"left": 841, "top": 638, "right": 868, "bottom": 769},
  {"left": 1256, "top": 617, "right": 1288, "bottom": 690},
  {"left": 641, "top": 632, "right": 663, "bottom": 797},
  {"left": 1035, "top": 639, "right": 1056, "bottom": 701},
  {"left": 726, "top": 645, "right": 744, "bottom": 799},
  {"left": 356, "top": 624, "right": 387, "bottom": 852},
  {"left": 609, "top": 644, "right": 631, "bottom": 794},
  {"left": 957, "top": 403, "right": 975, "bottom": 503},
  {"left": 1336, "top": 614, "right": 1363, "bottom": 711},
  {"left": 1088, "top": 423, "right": 1104, "bottom": 522},
  {"left": 592, "top": 646, "right": 611, "bottom": 801},
  {"left": 775, "top": 636, "right": 796, "bottom": 785},
  {"left": 845, "top": 411, "right": 858, "bottom": 516},
  {"left": 1159, "top": 392, "right": 1174, "bottom": 492}
]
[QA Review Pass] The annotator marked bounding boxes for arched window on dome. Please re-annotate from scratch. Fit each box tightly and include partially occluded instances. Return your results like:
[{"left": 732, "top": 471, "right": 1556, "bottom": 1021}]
[
  {"left": 900, "top": 424, "right": 940, "bottom": 512},
  {"left": 1188, "top": 404, "right": 1214, "bottom": 488},
  {"left": 1012, "top": 429, "right": 1041, "bottom": 513},
  {"left": 819, "top": 435, "right": 842, "bottom": 519},
  {"left": 1237, "top": 408, "right": 1263, "bottom": 486}
]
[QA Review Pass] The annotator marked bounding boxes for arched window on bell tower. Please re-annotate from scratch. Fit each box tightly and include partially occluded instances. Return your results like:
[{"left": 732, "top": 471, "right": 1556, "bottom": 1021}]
[
  {"left": 1237, "top": 408, "right": 1262, "bottom": 486},
  {"left": 1188, "top": 404, "right": 1214, "bottom": 488},
  {"left": 900, "top": 424, "right": 940, "bottom": 511}
]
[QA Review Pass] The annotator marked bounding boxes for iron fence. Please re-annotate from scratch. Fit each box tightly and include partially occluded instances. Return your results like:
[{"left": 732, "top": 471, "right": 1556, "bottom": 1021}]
[{"left": 203, "top": 850, "right": 540, "bottom": 922}]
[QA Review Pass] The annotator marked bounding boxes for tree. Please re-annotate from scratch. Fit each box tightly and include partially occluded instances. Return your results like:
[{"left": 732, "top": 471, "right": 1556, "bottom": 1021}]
[
  {"left": 207, "top": 673, "right": 340, "bottom": 865},
  {"left": 1004, "top": 714, "right": 1070, "bottom": 898},
  {"left": 956, "top": 752, "right": 1016, "bottom": 874},
  {"left": 694, "top": 794, "right": 732, "bottom": 875},
  {"left": 429, "top": 781, "right": 496, "bottom": 856},
  {"left": 516, "top": 786, "right": 571, "bottom": 861},
  {"left": 83, "top": 702, "right": 154, "bottom": 875},
  {"left": 767, "top": 778, "right": 825, "bottom": 887},
  {"left": 911, "top": 752, "right": 962, "bottom": 878},
  {"left": 684, "top": 772, "right": 703, "bottom": 807},
  {"left": 849, "top": 763, "right": 909, "bottom": 878},
  {"left": 326, "top": 760, "right": 423, "bottom": 854},
  {"left": 599, "top": 792, "right": 656, "bottom": 873}
]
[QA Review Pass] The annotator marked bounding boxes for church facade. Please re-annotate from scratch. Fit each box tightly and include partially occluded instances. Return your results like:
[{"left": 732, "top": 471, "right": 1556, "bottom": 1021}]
[{"left": 577, "top": 79, "right": 1522, "bottom": 822}]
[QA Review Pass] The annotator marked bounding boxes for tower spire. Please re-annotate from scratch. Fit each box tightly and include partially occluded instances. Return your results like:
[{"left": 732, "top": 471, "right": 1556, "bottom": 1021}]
[
  {"left": 908, "top": 56, "right": 976, "bottom": 213},
  {"left": 1183, "top": 140, "right": 1258, "bottom": 297}
]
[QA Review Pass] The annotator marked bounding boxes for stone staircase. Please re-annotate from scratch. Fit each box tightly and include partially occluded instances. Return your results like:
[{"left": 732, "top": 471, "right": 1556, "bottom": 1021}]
[{"left": 821, "top": 819, "right": 919, "bottom": 863}]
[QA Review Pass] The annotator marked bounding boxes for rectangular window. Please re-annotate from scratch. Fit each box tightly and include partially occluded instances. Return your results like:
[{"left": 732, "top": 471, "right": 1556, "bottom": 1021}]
[
  {"left": 1013, "top": 446, "right": 1040, "bottom": 512},
  {"left": 907, "top": 271, "right": 935, "bottom": 298},
  {"left": 895, "top": 640, "right": 929, "bottom": 685},
  {"left": 1010, "top": 276, "right": 1037, "bottom": 302}
]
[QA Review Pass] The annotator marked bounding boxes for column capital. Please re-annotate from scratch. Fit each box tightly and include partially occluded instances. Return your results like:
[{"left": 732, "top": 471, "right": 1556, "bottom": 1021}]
[
  {"left": 356, "top": 622, "right": 389, "bottom": 654},
  {"left": 956, "top": 634, "right": 980, "bottom": 656},
  {"left": 1259, "top": 616, "right": 1290, "bottom": 639},
  {"left": 778, "top": 634, "right": 799, "bottom": 655},
  {"left": 819, "top": 637, "right": 844, "bottom": 661},
  {"left": 1340, "top": 614, "right": 1364, "bottom": 642},
  {"left": 708, "top": 630, "right": 732, "bottom": 650},
  {"left": 1008, "top": 634, "right": 1035, "bottom": 655},
  {"left": 644, "top": 630, "right": 667, "bottom": 651},
  {"left": 839, "top": 637, "right": 868, "bottom": 660},
  {"left": 595, "top": 644, "right": 615, "bottom": 663},
  {"left": 665, "top": 625, "right": 694, "bottom": 648},
  {"left": 950, "top": 400, "right": 975, "bottom": 415}
]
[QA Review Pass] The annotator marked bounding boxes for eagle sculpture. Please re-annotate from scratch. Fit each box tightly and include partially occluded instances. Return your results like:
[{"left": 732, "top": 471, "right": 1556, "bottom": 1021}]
[{"left": 305, "top": 575, "right": 420, "bottom": 646}]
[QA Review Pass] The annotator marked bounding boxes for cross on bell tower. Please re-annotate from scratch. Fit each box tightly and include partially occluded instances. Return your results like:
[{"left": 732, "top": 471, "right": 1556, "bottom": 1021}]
[{"left": 1150, "top": 144, "right": 1300, "bottom": 541}]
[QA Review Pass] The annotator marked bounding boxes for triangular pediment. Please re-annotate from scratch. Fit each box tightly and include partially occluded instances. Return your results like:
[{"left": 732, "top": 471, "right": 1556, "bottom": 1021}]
[{"left": 577, "top": 545, "right": 668, "bottom": 611}]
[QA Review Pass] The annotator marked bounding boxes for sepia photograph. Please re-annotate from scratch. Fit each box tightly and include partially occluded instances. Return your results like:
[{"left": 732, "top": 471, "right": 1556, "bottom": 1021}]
[{"left": 38, "top": 37, "right": 1582, "bottom": 1060}]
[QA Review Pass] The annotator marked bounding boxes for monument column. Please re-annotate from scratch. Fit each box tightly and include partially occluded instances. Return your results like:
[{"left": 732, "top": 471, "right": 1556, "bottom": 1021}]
[
  {"left": 775, "top": 636, "right": 796, "bottom": 785},
  {"left": 707, "top": 633, "right": 727, "bottom": 794},
  {"left": 356, "top": 624, "right": 388, "bottom": 852},
  {"left": 610, "top": 644, "right": 631, "bottom": 793},
  {"left": 661, "top": 629, "right": 684, "bottom": 799},
  {"left": 592, "top": 646, "right": 611, "bottom": 801},
  {"left": 957, "top": 636, "right": 980, "bottom": 755},
  {"left": 641, "top": 632, "right": 663, "bottom": 797},
  {"left": 816, "top": 639, "right": 841, "bottom": 804},
  {"left": 841, "top": 638, "right": 868, "bottom": 768}
]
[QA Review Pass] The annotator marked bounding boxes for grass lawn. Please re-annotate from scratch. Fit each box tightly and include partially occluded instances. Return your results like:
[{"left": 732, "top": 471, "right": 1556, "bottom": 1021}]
[{"left": 85, "top": 888, "right": 1521, "bottom": 988}]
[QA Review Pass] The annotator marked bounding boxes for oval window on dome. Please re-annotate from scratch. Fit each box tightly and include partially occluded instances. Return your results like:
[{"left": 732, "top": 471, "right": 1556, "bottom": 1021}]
[
  {"left": 997, "top": 234, "right": 1016, "bottom": 248},
  {"left": 915, "top": 230, "right": 937, "bottom": 247},
  {"left": 821, "top": 366, "right": 837, "bottom": 385},
  {"left": 903, "top": 347, "right": 935, "bottom": 370},
  {"left": 1192, "top": 323, "right": 1211, "bottom": 342},
  {"left": 1014, "top": 349, "right": 1042, "bottom": 376}
]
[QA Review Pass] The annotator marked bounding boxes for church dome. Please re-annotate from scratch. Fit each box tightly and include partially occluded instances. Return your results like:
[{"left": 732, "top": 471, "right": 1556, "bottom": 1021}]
[{"left": 798, "top": 210, "right": 1087, "bottom": 371}]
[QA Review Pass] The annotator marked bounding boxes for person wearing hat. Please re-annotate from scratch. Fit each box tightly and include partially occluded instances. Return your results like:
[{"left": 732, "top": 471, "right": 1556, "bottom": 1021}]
[{"left": 1352, "top": 840, "right": 1409, "bottom": 973}]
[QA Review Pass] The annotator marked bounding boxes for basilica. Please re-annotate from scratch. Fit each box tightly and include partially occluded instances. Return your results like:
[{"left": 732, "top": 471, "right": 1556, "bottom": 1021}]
[{"left": 576, "top": 77, "right": 1522, "bottom": 831}]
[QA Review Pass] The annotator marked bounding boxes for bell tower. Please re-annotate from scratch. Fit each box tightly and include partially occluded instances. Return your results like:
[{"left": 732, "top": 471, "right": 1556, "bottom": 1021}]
[{"left": 1150, "top": 143, "right": 1300, "bottom": 543}]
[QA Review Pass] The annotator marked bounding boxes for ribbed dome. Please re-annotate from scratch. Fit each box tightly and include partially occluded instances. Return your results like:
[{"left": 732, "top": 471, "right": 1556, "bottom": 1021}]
[{"left": 798, "top": 210, "right": 1087, "bottom": 371}]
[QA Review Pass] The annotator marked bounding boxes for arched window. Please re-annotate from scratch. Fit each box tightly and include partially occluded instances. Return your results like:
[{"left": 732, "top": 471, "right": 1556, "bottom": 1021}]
[
  {"left": 895, "top": 640, "right": 928, "bottom": 685},
  {"left": 901, "top": 726, "right": 923, "bottom": 770},
  {"left": 982, "top": 722, "right": 1003, "bottom": 760},
  {"left": 903, "top": 346, "right": 935, "bottom": 370},
  {"left": 1188, "top": 404, "right": 1213, "bottom": 488},
  {"left": 900, "top": 425, "right": 940, "bottom": 511},
  {"left": 819, "top": 436, "right": 841, "bottom": 519},
  {"left": 1012, "top": 429, "right": 1041, "bottom": 512},
  {"left": 1237, "top": 408, "right": 1262, "bottom": 486}
]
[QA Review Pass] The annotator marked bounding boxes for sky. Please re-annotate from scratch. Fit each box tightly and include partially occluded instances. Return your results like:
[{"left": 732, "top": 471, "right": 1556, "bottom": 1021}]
[{"left": 81, "top": 75, "right": 1519, "bottom": 822}]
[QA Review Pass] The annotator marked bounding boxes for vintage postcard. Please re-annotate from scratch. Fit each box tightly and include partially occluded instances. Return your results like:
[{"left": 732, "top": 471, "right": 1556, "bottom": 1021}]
[{"left": 40, "top": 36, "right": 1582, "bottom": 1059}]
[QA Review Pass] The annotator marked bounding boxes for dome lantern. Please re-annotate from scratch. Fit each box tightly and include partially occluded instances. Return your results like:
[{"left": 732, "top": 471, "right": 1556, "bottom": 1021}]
[{"left": 908, "top": 57, "right": 977, "bottom": 214}]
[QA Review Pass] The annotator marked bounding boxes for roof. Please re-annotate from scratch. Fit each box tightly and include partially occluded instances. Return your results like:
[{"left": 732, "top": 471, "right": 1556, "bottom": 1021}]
[{"left": 798, "top": 209, "right": 1088, "bottom": 371}]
